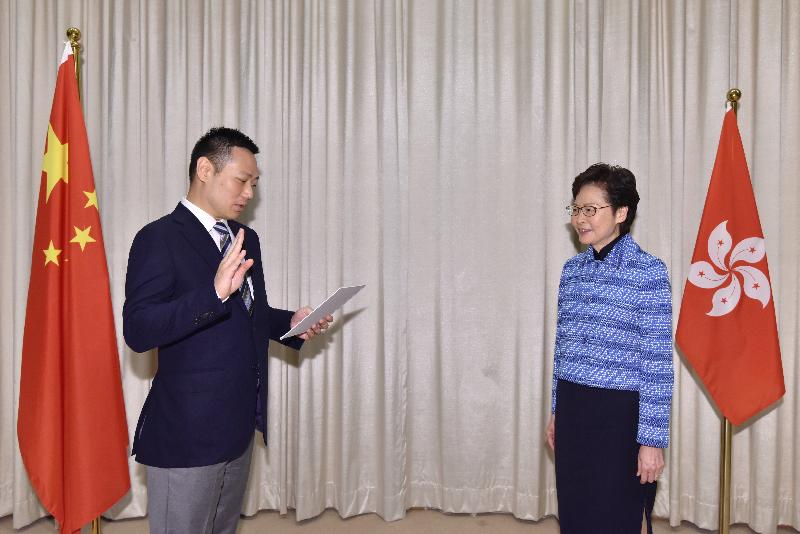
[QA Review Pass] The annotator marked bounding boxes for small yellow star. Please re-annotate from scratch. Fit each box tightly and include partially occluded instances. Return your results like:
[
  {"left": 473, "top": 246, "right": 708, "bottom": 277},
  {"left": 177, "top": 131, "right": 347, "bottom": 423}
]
[
  {"left": 70, "top": 226, "right": 96, "bottom": 251},
  {"left": 83, "top": 190, "right": 98, "bottom": 209},
  {"left": 42, "top": 124, "right": 69, "bottom": 202},
  {"left": 43, "top": 240, "right": 62, "bottom": 266}
]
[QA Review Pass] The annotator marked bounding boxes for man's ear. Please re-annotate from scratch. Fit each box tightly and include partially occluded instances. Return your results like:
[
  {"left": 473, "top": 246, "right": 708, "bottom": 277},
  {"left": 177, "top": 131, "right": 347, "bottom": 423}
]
[
  {"left": 195, "top": 156, "right": 214, "bottom": 183},
  {"left": 615, "top": 205, "right": 629, "bottom": 224}
]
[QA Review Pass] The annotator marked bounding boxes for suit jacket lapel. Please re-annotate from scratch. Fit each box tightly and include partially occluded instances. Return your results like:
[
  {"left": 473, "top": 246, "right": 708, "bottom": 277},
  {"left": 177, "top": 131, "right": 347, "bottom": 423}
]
[{"left": 170, "top": 203, "right": 222, "bottom": 272}]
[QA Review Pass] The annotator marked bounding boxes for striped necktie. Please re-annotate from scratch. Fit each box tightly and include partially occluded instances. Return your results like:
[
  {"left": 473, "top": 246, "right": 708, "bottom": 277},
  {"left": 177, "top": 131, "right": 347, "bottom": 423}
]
[{"left": 213, "top": 221, "right": 254, "bottom": 315}]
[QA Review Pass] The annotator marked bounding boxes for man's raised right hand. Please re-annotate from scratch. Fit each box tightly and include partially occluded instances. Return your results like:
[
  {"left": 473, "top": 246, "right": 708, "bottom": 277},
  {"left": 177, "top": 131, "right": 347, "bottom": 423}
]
[{"left": 214, "top": 228, "right": 254, "bottom": 300}]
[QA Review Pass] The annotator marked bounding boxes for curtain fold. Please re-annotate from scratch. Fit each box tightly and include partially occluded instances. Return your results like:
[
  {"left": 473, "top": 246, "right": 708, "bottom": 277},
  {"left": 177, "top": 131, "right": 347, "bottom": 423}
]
[{"left": 1, "top": 1, "right": 798, "bottom": 532}]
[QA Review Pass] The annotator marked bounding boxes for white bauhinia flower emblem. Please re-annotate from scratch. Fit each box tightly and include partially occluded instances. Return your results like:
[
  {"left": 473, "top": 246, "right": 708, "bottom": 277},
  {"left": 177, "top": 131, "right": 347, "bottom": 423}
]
[{"left": 687, "top": 221, "right": 772, "bottom": 316}]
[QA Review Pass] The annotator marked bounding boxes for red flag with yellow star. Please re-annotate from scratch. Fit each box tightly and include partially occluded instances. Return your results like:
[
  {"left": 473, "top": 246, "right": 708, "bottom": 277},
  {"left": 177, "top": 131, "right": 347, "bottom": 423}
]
[
  {"left": 676, "top": 108, "right": 785, "bottom": 425},
  {"left": 17, "top": 43, "right": 130, "bottom": 533}
]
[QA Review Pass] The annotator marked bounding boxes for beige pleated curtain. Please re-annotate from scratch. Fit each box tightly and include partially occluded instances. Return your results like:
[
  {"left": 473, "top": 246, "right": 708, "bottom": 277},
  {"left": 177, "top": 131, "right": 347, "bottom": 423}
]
[{"left": 1, "top": 1, "right": 798, "bottom": 533}]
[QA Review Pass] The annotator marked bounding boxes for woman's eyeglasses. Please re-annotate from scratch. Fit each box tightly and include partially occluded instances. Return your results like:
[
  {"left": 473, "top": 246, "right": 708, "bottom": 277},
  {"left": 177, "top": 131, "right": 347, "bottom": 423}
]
[{"left": 565, "top": 204, "right": 612, "bottom": 217}]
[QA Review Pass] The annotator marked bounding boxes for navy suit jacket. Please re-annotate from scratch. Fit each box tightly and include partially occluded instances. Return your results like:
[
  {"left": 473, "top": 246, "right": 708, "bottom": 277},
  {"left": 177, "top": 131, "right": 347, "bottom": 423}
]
[{"left": 123, "top": 203, "right": 302, "bottom": 468}]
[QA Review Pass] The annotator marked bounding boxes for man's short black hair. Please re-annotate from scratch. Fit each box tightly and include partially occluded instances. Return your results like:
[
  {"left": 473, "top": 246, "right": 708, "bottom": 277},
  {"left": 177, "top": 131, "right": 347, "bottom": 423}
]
[
  {"left": 571, "top": 163, "right": 640, "bottom": 235},
  {"left": 189, "top": 127, "right": 260, "bottom": 182}
]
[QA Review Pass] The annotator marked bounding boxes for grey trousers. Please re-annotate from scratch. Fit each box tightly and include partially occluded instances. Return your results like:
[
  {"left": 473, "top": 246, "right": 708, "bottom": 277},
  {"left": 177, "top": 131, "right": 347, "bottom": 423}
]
[{"left": 145, "top": 440, "right": 253, "bottom": 534}]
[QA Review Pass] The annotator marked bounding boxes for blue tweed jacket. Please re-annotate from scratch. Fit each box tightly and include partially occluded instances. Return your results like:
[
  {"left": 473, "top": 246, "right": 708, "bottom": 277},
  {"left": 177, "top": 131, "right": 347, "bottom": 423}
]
[{"left": 551, "top": 234, "right": 673, "bottom": 448}]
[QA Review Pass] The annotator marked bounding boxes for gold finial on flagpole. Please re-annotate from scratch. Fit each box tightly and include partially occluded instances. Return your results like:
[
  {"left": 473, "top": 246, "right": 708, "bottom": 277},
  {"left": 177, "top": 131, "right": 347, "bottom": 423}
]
[
  {"left": 66, "top": 27, "right": 82, "bottom": 101},
  {"left": 66, "top": 27, "right": 81, "bottom": 51},
  {"left": 727, "top": 88, "right": 741, "bottom": 114}
]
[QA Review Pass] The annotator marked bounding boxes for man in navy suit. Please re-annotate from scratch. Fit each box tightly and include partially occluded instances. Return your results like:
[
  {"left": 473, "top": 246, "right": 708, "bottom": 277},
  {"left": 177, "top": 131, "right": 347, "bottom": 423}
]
[{"left": 123, "top": 127, "right": 332, "bottom": 533}]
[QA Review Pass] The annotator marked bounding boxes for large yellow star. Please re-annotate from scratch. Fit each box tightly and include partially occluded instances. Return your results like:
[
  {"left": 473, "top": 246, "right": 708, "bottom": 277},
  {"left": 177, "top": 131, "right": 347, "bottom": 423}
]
[
  {"left": 42, "top": 124, "right": 69, "bottom": 202},
  {"left": 83, "top": 190, "right": 98, "bottom": 209},
  {"left": 43, "top": 240, "right": 62, "bottom": 266},
  {"left": 70, "top": 226, "right": 96, "bottom": 251}
]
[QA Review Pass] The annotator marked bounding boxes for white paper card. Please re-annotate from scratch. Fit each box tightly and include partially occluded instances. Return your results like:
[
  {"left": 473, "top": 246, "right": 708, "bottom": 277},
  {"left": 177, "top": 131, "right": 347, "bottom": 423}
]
[{"left": 280, "top": 285, "right": 366, "bottom": 340}]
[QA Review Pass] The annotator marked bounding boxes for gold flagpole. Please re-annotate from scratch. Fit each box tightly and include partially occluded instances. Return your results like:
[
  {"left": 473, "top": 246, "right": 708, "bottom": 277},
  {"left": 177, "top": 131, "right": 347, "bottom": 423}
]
[
  {"left": 67, "top": 24, "right": 100, "bottom": 534},
  {"left": 717, "top": 87, "right": 741, "bottom": 534},
  {"left": 719, "top": 417, "right": 733, "bottom": 534}
]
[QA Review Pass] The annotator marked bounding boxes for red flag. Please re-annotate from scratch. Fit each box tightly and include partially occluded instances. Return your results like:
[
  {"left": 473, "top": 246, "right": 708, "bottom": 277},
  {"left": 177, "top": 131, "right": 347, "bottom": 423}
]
[
  {"left": 17, "top": 44, "right": 130, "bottom": 533},
  {"left": 676, "top": 108, "right": 785, "bottom": 425}
]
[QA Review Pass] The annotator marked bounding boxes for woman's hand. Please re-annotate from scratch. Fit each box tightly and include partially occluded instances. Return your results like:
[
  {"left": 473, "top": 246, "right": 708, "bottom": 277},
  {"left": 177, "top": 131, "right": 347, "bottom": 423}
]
[
  {"left": 637, "top": 445, "right": 664, "bottom": 484},
  {"left": 545, "top": 414, "right": 555, "bottom": 451}
]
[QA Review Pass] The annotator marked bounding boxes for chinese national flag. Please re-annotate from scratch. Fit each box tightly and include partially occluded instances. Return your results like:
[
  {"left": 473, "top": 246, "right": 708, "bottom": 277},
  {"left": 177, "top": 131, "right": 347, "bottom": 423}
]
[
  {"left": 676, "top": 108, "right": 785, "bottom": 425},
  {"left": 17, "top": 44, "right": 130, "bottom": 533}
]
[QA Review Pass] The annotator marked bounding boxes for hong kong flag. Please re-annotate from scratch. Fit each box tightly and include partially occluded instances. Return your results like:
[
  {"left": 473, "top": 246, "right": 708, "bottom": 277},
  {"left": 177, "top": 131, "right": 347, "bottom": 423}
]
[{"left": 676, "top": 108, "right": 785, "bottom": 425}]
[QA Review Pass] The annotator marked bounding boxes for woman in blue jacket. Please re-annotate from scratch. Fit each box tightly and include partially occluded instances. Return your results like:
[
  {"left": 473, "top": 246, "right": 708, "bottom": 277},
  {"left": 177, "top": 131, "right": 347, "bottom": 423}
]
[{"left": 545, "top": 163, "right": 673, "bottom": 534}]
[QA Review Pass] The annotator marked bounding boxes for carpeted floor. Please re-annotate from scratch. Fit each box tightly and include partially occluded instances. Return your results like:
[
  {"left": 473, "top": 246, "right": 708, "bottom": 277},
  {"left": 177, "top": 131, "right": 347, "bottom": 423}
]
[{"left": 3, "top": 509, "right": 798, "bottom": 534}]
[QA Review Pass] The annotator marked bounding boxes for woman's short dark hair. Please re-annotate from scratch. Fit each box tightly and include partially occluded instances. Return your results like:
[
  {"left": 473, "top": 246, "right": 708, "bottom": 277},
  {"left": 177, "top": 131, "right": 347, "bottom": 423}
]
[
  {"left": 571, "top": 163, "right": 640, "bottom": 235},
  {"left": 189, "top": 127, "right": 260, "bottom": 182}
]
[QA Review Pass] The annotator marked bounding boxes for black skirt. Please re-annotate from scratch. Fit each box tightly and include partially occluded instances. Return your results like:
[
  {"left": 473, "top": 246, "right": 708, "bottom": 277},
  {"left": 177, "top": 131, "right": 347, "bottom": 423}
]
[{"left": 554, "top": 379, "right": 657, "bottom": 534}]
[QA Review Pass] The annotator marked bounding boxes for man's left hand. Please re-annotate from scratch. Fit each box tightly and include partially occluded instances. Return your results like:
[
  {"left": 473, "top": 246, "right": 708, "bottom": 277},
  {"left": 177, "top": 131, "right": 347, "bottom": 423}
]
[{"left": 291, "top": 306, "right": 334, "bottom": 340}]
